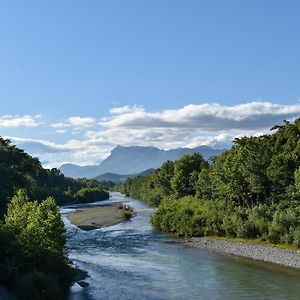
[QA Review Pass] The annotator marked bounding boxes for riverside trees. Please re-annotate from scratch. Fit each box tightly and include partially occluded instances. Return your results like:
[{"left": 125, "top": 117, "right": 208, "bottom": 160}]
[
  {"left": 0, "top": 191, "right": 75, "bottom": 299},
  {"left": 117, "top": 118, "right": 300, "bottom": 247},
  {"left": 0, "top": 137, "right": 109, "bottom": 217},
  {"left": 0, "top": 138, "right": 109, "bottom": 298}
]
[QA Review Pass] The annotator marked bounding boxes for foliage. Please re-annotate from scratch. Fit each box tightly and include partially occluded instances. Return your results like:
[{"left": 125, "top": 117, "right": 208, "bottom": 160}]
[
  {"left": 122, "top": 209, "right": 133, "bottom": 220},
  {"left": 151, "top": 196, "right": 300, "bottom": 247},
  {"left": 171, "top": 153, "right": 208, "bottom": 198},
  {"left": 0, "top": 139, "right": 109, "bottom": 298},
  {"left": 295, "top": 167, "right": 300, "bottom": 193},
  {"left": 115, "top": 154, "right": 208, "bottom": 205},
  {"left": 118, "top": 118, "right": 300, "bottom": 247},
  {"left": 117, "top": 203, "right": 134, "bottom": 220},
  {"left": 75, "top": 186, "right": 109, "bottom": 203},
  {"left": 0, "top": 137, "right": 109, "bottom": 216},
  {"left": 0, "top": 191, "right": 75, "bottom": 299}
]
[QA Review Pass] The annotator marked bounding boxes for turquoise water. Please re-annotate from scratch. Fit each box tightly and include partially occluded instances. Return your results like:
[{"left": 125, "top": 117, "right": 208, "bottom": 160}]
[{"left": 62, "top": 193, "right": 300, "bottom": 300}]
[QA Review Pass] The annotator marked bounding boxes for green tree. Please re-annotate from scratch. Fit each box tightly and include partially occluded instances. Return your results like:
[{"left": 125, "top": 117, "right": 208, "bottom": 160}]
[
  {"left": 2, "top": 190, "right": 74, "bottom": 299},
  {"left": 295, "top": 167, "right": 300, "bottom": 193},
  {"left": 171, "top": 153, "right": 208, "bottom": 198},
  {"left": 5, "top": 190, "right": 66, "bottom": 260}
]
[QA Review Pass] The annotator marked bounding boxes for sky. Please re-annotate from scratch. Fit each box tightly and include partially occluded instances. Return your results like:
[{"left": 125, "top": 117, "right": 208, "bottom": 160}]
[{"left": 0, "top": 0, "right": 300, "bottom": 168}]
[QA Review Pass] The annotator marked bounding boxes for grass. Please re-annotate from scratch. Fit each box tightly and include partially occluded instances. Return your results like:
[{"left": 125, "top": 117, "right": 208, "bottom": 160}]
[{"left": 68, "top": 202, "right": 134, "bottom": 230}]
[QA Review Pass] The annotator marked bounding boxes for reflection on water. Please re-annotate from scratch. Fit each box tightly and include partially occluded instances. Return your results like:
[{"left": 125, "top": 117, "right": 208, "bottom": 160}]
[{"left": 62, "top": 193, "right": 300, "bottom": 300}]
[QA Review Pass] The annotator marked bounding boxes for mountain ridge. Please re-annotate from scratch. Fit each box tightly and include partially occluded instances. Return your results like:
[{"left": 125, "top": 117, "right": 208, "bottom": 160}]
[
  {"left": 59, "top": 145, "right": 225, "bottom": 179},
  {"left": 95, "top": 169, "right": 155, "bottom": 183}
]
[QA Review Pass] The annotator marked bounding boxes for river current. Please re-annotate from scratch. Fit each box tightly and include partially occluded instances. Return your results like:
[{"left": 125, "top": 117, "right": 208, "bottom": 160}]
[{"left": 61, "top": 193, "right": 300, "bottom": 300}]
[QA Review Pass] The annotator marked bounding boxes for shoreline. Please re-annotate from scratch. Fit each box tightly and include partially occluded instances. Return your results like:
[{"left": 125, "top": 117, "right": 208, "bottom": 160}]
[
  {"left": 67, "top": 202, "right": 132, "bottom": 230},
  {"left": 180, "top": 237, "right": 300, "bottom": 269}
]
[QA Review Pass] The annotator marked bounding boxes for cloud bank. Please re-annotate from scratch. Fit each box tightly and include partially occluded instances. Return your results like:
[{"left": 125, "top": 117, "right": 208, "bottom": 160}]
[
  {"left": 4, "top": 101, "right": 300, "bottom": 168},
  {"left": 105, "top": 102, "right": 300, "bottom": 130}
]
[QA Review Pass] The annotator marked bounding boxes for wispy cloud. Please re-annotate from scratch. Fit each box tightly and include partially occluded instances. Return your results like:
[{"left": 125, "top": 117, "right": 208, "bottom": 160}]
[
  {"left": 8, "top": 136, "right": 110, "bottom": 168},
  {"left": 109, "top": 105, "right": 144, "bottom": 115},
  {"left": 68, "top": 117, "right": 97, "bottom": 127},
  {"left": 50, "top": 117, "right": 98, "bottom": 130},
  {"left": 0, "top": 115, "right": 41, "bottom": 128},
  {"left": 51, "top": 122, "right": 71, "bottom": 129}
]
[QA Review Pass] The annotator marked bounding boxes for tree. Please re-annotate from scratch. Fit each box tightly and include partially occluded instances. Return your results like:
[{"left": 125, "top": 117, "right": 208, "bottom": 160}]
[
  {"left": 295, "top": 167, "right": 300, "bottom": 193},
  {"left": 5, "top": 190, "right": 66, "bottom": 260},
  {"left": 171, "top": 153, "right": 208, "bottom": 198},
  {"left": 0, "top": 136, "right": 109, "bottom": 217},
  {"left": 2, "top": 190, "right": 74, "bottom": 299},
  {"left": 153, "top": 160, "right": 174, "bottom": 197}
]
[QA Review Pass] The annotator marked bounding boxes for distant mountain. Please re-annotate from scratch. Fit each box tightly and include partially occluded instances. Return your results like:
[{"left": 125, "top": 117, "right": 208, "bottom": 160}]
[
  {"left": 58, "top": 164, "right": 101, "bottom": 179},
  {"left": 59, "top": 145, "right": 225, "bottom": 179},
  {"left": 95, "top": 169, "right": 155, "bottom": 183}
]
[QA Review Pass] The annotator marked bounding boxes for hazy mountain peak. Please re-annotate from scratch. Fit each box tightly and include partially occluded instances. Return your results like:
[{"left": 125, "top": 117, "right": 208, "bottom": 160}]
[{"left": 60, "top": 145, "right": 225, "bottom": 179}]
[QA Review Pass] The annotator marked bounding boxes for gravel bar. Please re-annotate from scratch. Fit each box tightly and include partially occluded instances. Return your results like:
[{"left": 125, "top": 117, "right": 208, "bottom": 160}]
[{"left": 182, "top": 237, "right": 300, "bottom": 268}]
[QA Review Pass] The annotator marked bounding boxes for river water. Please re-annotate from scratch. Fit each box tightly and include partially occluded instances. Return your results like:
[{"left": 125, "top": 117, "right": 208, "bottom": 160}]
[{"left": 61, "top": 193, "right": 300, "bottom": 300}]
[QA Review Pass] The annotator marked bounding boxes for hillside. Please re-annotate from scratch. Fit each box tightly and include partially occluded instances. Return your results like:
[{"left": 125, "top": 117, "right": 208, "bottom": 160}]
[
  {"left": 95, "top": 169, "right": 155, "bottom": 183},
  {"left": 0, "top": 137, "right": 109, "bottom": 214},
  {"left": 60, "top": 145, "right": 224, "bottom": 179}
]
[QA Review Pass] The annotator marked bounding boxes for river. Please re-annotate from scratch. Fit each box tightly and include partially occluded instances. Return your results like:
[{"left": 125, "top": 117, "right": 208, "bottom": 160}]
[{"left": 61, "top": 192, "right": 300, "bottom": 300}]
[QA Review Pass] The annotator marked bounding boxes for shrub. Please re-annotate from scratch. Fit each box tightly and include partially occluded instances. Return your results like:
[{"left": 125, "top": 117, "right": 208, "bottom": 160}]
[
  {"left": 0, "top": 191, "right": 75, "bottom": 299},
  {"left": 122, "top": 209, "right": 133, "bottom": 220},
  {"left": 151, "top": 195, "right": 300, "bottom": 247}
]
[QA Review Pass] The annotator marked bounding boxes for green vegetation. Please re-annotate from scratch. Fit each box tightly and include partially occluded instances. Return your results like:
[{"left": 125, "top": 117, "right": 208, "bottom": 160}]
[
  {"left": 0, "top": 137, "right": 110, "bottom": 298},
  {"left": 151, "top": 196, "right": 300, "bottom": 247},
  {"left": 120, "top": 204, "right": 134, "bottom": 220},
  {"left": 0, "top": 137, "right": 109, "bottom": 217},
  {"left": 116, "top": 118, "right": 300, "bottom": 247},
  {"left": 0, "top": 191, "right": 75, "bottom": 299},
  {"left": 74, "top": 186, "right": 109, "bottom": 203}
]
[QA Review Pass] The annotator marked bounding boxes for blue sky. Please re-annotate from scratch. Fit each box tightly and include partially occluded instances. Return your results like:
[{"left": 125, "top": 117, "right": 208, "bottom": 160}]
[{"left": 1, "top": 0, "right": 300, "bottom": 167}]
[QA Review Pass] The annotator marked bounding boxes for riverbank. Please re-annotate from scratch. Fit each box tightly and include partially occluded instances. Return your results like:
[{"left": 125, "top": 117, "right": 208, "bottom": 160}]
[
  {"left": 67, "top": 202, "right": 133, "bottom": 230},
  {"left": 181, "top": 237, "right": 300, "bottom": 269}
]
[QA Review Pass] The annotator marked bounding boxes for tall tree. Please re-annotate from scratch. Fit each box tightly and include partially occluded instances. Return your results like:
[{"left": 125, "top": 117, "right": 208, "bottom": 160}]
[{"left": 171, "top": 153, "right": 208, "bottom": 198}]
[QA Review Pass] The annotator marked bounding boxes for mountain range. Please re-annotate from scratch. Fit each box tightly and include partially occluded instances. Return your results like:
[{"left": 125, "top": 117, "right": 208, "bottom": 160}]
[
  {"left": 94, "top": 169, "right": 155, "bottom": 183},
  {"left": 59, "top": 145, "right": 225, "bottom": 179}
]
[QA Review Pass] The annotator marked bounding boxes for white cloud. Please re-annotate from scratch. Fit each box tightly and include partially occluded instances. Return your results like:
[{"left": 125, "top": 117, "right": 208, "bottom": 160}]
[
  {"left": 0, "top": 115, "right": 40, "bottom": 127},
  {"left": 103, "top": 102, "right": 300, "bottom": 130},
  {"left": 51, "top": 122, "right": 71, "bottom": 129},
  {"left": 68, "top": 117, "right": 97, "bottom": 127},
  {"left": 6, "top": 101, "right": 300, "bottom": 167},
  {"left": 109, "top": 105, "right": 144, "bottom": 115},
  {"left": 50, "top": 117, "right": 97, "bottom": 130},
  {"left": 8, "top": 136, "right": 111, "bottom": 168}
]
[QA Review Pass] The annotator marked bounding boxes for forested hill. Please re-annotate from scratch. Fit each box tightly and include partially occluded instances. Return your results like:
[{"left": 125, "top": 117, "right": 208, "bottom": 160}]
[
  {"left": 95, "top": 169, "right": 155, "bottom": 183},
  {"left": 116, "top": 118, "right": 300, "bottom": 247},
  {"left": 0, "top": 137, "right": 109, "bottom": 299},
  {"left": 0, "top": 137, "right": 109, "bottom": 215}
]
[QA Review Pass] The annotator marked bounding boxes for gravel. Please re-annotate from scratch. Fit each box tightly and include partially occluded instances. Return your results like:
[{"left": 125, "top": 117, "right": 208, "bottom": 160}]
[{"left": 182, "top": 237, "right": 300, "bottom": 269}]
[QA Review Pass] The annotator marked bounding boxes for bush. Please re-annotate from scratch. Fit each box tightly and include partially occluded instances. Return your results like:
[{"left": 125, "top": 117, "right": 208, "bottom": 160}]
[
  {"left": 122, "top": 209, "right": 133, "bottom": 220},
  {"left": 75, "top": 187, "right": 109, "bottom": 203},
  {"left": 151, "top": 196, "right": 300, "bottom": 247},
  {"left": 0, "top": 191, "right": 75, "bottom": 299}
]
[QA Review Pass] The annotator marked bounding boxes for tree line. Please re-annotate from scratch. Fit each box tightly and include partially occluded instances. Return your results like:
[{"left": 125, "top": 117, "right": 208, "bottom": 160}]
[
  {"left": 0, "top": 137, "right": 109, "bottom": 216},
  {"left": 0, "top": 137, "right": 109, "bottom": 299},
  {"left": 116, "top": 118, "right": 300, "bottom": 247}
]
